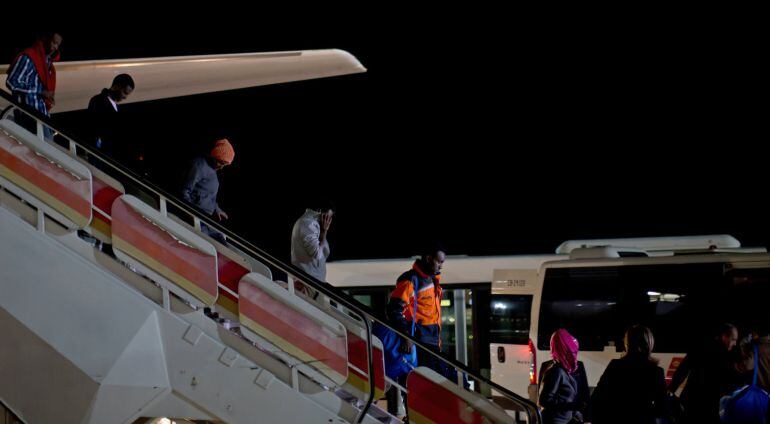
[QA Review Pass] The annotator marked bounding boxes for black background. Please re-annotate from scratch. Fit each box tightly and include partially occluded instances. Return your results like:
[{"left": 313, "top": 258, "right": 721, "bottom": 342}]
[{"left": 2, "top": 6, "right": 765, "bottom": 261}]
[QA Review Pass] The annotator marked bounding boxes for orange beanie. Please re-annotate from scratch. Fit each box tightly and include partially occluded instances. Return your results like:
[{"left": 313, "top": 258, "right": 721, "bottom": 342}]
[{"left": 210, "top": 139, "right": 235, "bottom": 164}]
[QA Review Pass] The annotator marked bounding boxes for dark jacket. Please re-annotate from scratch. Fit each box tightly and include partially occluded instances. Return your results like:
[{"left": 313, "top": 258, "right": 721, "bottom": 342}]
[
  {"left": 670, "top": 340, "right": 743, "bottom": 423},
  {"left": 591, "top": 356, "right": 669, "bottom": 424},
  {"left": 181, "top": 157, "right": 222, "bottom": 216},
  {"left": 539, "top": 360, "right": 592, "bottom": 423},
  {"left": 87, "top": 89, "right": 125, "bottom": 158},
  {"left": 539, "top": 362, "right": 580, "bottom": 424}
]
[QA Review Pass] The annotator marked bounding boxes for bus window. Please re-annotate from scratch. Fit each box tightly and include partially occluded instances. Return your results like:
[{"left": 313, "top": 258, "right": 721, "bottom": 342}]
[
  {"left": 724, "top": 266, "right": 770, "bottom": 334},
  {"left": 440, "top": 288, "right": 478, "bottom": 363},
  {"left": 489, "top": 295, "right": 532, "bottom": 345},
  {"left": 352, "top": 294, "right": 372, "bottom": 308},
  {"left": 538, "top": 263, "right": 727, "bottom": 352},
  {"left": 342, "top": 287, "right": 389, "bottom": 316},
  {"left": 441, "top": 292, "right": 456, "bottom": 360},
  {"left": 538, "top": 267, "right": 621, "bottom": 351}
]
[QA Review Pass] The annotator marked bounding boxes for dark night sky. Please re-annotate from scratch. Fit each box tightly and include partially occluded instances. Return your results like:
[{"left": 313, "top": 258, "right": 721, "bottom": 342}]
[{"left": 2, "top": 8, "right": 766, "bottom": 261}]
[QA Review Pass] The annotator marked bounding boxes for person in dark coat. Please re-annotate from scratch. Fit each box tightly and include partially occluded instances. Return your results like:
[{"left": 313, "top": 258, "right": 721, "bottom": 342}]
[
  {"left": 669, "top": 323, "right": 742, "bottom": 424},
  {"left": 539, "top": 328, "right": 590, "bottom": 424},
  {"left": 86, "top": 73, "right": 135, "bottom": 163},
  {"left": 540, "top": 360, "right": 592, "bottom": 423},
  {"left": 591, "top": 325, "right": 669, "bottom": 424}
]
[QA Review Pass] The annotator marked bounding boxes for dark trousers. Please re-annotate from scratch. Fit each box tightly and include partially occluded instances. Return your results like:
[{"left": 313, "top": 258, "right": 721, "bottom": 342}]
[
  {"left": 201, "top": 222, "right": 227, "bottom": 245},
  {"left": 417, "top": 344, "right": 468, "bottom": 388}
]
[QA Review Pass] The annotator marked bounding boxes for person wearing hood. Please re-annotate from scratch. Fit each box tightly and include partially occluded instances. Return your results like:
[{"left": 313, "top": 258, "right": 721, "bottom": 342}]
[{"left": 539, "top": 329, "right": 592, "bottom": 424}]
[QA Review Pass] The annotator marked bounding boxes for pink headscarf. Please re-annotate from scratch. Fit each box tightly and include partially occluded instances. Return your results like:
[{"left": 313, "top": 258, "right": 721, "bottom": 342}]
[{"left": 551, "top": 329, "right": 579, "bottom": 374}]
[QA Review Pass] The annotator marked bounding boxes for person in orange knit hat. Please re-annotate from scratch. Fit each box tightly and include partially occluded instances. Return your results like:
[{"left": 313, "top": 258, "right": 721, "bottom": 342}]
[{"left": 181, "top": 138, "right": 235, "bottom": 244}]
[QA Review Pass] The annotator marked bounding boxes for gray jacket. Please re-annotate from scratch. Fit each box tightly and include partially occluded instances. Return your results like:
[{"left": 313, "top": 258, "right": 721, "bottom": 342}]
[
  {"left": 181, "top": 157, "right": 222, "bottom": 215},
  {"left": 290, "top": 209, "right": 330, "bottom": 281},
  {"left": 539, "top": 363, "right": 580, "bottom": 424}
]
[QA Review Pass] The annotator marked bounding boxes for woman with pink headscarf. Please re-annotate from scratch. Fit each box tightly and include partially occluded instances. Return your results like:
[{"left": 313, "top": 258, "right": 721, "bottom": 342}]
[{"left": 539, "top": 329, "right": 591, "bottom": 424}]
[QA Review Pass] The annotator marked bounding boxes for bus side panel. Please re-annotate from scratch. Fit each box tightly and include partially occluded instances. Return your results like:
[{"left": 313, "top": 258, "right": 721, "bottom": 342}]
[
  {"left": 490, "top": 269, "right": 539, "bottom": 398},
  {"left": 490, "top": 343, "right": 532, "bottom": 397}
]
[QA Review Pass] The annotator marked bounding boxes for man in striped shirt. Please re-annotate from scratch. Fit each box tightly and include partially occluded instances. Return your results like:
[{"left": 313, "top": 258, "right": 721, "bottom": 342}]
[{"left": 5, "top": 32, "right": 62, "bottom": 137}]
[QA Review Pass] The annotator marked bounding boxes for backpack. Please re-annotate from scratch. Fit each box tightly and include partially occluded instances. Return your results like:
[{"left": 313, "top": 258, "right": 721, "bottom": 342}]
[
  {"left": 372, "top": 275, "right": 418, "bottom": 382},
  {"left": 720, "top": 344, "right": 770, "bottom": 424}
]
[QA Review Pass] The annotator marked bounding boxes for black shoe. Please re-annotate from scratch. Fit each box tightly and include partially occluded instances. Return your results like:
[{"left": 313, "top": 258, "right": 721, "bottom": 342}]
[{"left": 77, "top": 229, "right": 98, "bottom": 245}]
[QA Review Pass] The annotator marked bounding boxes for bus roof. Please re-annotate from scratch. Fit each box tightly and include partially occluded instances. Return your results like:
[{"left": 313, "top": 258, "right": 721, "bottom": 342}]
[
  {"left": 555, "top": 234, "right": 741, "bottom": 255},
  {"left": 326, "top": 255, "right": 563, "bottom": 287}
]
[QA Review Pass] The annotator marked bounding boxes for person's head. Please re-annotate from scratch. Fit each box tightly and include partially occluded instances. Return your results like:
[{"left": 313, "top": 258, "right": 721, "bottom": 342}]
[
  {"left": 109, "top": 74, "right": 135, "bottom": 102},
  {"left": 308, "top": 200, "right": 336, "bottom": 217},
  {"left": 717, "top": 323, "right": 739, "bottom": 351},
  {"left": 209, "top": 138, "right": 235, "bottom": 170},
  {"left": 419, "top": 242, "right": 446, "bottom": 275},
  {"left": 308, "top": 199, "right": 337, "bottom": 225},
  {"left": 624, "top": 325, "right": 655, "bottom": 360},
  {"left": 551, "top": 329, "right": 579, "bottom": 374},
  {"left": 758, "top": 321, "right": 770, "bottom": 338},
  {"left": 38, "top": 32, "right": 62, "bottom": 56}
]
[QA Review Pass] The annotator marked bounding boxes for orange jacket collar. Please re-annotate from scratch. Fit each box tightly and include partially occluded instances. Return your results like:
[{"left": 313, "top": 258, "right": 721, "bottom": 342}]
[{"left": 412, "top": 261, "right": 441, "bottom": 282}]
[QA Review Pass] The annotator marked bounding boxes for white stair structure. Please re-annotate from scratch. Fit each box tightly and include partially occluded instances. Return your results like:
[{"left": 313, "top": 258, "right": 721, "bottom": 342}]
[{"left": 0, "top": 90, "right": 540, "bottom": 423}]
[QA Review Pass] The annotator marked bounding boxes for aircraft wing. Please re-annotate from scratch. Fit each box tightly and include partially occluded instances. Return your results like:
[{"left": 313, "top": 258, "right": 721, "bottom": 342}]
[{"left": 0, "top": 49, "right": 366, "bottom": 113}]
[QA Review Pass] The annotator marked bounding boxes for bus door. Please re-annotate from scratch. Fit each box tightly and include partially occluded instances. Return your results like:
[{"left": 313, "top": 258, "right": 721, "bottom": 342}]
[{"left": 490, "top": 269, "right": 538, "bottom": 397}]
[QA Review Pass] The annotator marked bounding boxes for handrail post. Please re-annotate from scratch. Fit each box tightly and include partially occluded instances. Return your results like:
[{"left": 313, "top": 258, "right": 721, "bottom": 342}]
[
  {"left": 36, "top": 121, "right": 44, "bottom": 141},
  {"left": 355, "top": 314, "right": 376, "bottom": 423},
  {"left": 162, "top": 287, "right": 171, "bottom": 311},
  {"left": 287, "top": 276, "right": 296, "bottom": 295},
  {"left": 36, "top": 208, "right": 45, "bottom": 232},
  {"left": 159, "top": 197, "right": 168, "bottom": 216}
]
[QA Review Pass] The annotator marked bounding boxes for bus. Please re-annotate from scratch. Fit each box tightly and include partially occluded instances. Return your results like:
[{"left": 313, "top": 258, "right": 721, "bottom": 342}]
[
  {"left": 490, "top": 235, "right": 770, "bottom": 401},
  {"left": 326, "top": 235, "right": 770, "bottom": 403}
]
